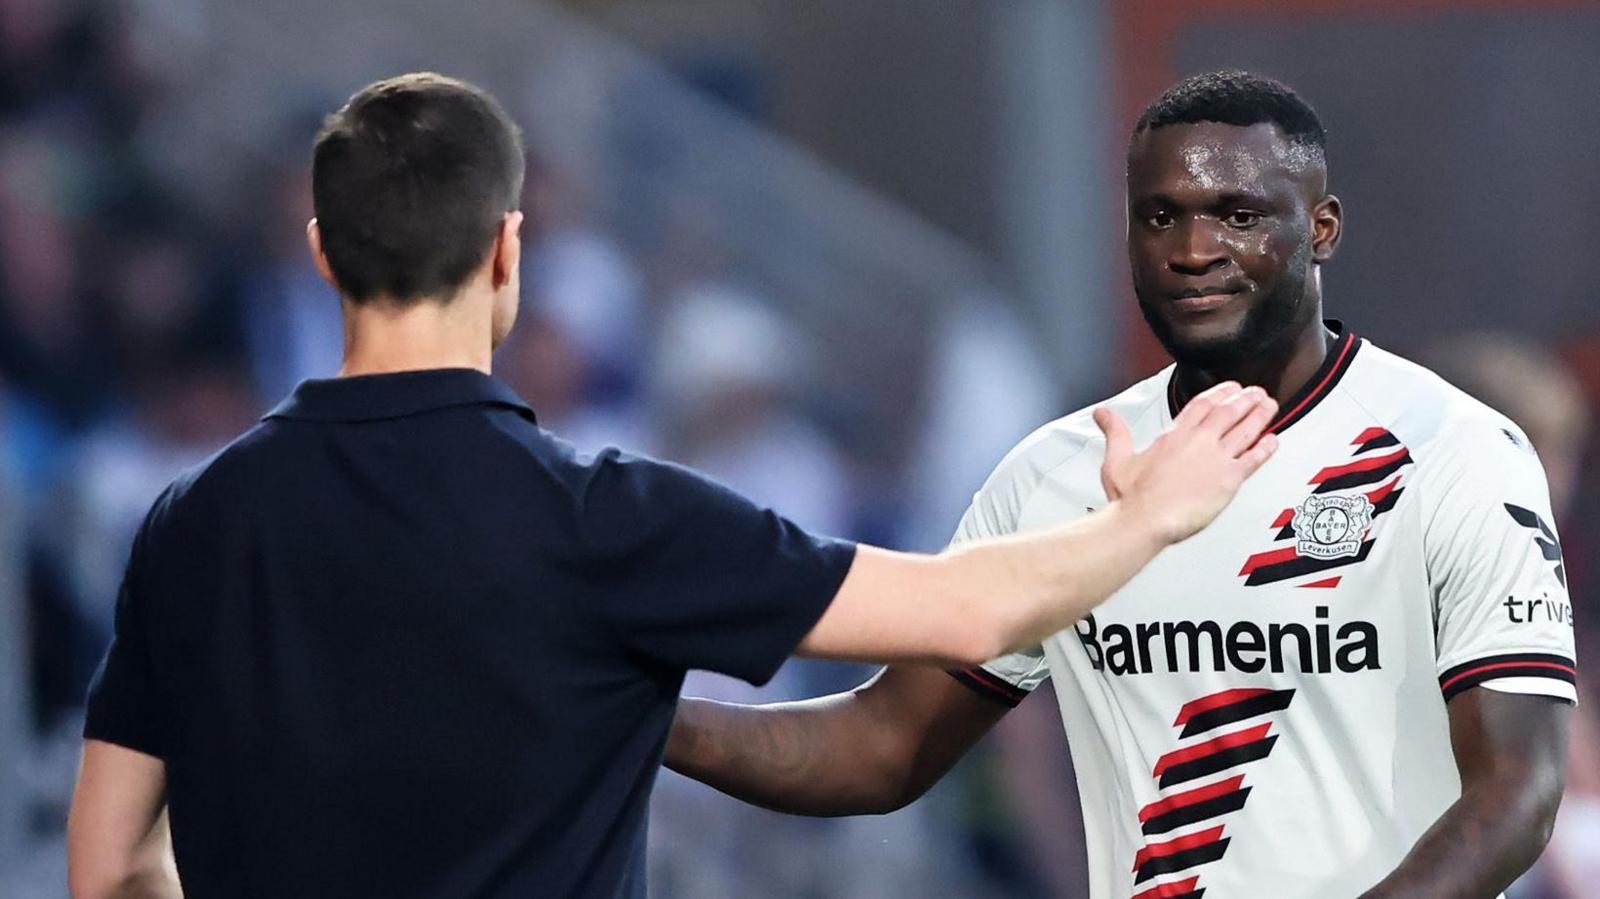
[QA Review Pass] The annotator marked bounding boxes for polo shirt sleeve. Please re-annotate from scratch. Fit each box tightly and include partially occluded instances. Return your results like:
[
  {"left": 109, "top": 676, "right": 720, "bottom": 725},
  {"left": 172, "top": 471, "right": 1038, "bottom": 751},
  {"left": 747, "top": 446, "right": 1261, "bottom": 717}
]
[
  {"left": 83, "top": 494, "right": 170, "bottom": 758},
  {"left": 573, "top": 449, "right": 857, "bottom": 686}
]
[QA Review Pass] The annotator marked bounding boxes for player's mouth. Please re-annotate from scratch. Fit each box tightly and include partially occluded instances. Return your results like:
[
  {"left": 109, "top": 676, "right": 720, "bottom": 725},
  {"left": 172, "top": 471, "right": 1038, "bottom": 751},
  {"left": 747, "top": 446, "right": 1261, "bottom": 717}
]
[{"left": 1169, "top": 284, "right": 1249, "bottom": 313}]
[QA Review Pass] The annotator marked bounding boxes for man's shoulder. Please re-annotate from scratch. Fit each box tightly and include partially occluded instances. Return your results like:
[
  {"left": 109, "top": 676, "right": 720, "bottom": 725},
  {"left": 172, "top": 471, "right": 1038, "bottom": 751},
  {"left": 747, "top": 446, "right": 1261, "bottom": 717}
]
[
  {"left": 1340, "top": 340, "right": 1534, "bottom": 463},
  {"left": 162, "top": 411, "right": 629, "bottom": 510},
  {"left": 137, "top": 422, "right": 284, "bottom": 535}
]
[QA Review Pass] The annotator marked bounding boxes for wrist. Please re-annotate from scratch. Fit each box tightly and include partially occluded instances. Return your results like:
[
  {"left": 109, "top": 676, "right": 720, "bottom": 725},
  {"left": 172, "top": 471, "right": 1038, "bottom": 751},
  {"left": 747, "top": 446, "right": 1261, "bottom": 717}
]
[{"left": 1111, "top": 495, "right": 1183, "bottom": 549}]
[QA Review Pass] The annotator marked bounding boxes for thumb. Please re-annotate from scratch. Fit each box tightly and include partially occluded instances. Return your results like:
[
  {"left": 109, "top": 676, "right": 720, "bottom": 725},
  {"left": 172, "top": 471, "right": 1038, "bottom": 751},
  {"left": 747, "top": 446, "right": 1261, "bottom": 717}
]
[{"left": 1095, "top": 407, "right": 1134, "bottom": 498}]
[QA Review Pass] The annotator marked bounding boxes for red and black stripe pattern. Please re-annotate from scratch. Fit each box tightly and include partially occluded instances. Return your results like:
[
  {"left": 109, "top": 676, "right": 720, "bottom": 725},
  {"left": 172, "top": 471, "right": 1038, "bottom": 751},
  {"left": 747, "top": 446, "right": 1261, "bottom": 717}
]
[
  {"left": 1238, "top": 426, "right": 1412, "bottom": 587},
  {"left": 948, "top": 667, "right": 1029, "bottom": 707},
  {"left": 1173, "top": 687, "right": 1295, "bottom": 738},
  {"left": 1128, "top": 688, "right": 1294, "bottom": 893},
  {"left": 1131, "top": 826, "right": 1230, "bottom": 888},
  {"left": 1153, "top": 723, "right": 1276, "bottom": 791},
  {"left": 1139, "top": 775, "right": 1250, "bottom": 837},
  {"left": 1132, "top": 876, "right": 1206, "bottom": 899},
  {"left": 1439, "top": 653, "right": 1577, "bottom": 702}
]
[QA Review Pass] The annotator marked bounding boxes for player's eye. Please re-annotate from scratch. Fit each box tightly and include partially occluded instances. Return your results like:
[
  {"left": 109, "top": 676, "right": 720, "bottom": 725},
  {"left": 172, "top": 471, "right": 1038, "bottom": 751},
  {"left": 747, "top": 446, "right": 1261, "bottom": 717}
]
[
  {"left": 1223, "top": 210, "right": 1263, "bottom": 228},
  {"left": 1146, "top": 210, "right": 1175, "bottom": 229}
]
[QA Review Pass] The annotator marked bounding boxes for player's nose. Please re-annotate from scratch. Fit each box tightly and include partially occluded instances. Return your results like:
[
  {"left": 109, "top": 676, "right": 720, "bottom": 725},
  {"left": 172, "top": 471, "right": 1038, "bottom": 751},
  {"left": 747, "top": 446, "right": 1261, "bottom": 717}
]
[{"left": 1166, "top": 219, "right": 1229, "bottom": 276}]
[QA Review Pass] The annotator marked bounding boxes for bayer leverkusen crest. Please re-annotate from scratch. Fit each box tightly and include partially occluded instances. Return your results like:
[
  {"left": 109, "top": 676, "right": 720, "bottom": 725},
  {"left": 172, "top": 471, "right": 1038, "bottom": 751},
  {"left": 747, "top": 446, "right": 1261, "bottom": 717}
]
[{"left": 1292, "top": 494, "right": 1374, "bottom": 560}]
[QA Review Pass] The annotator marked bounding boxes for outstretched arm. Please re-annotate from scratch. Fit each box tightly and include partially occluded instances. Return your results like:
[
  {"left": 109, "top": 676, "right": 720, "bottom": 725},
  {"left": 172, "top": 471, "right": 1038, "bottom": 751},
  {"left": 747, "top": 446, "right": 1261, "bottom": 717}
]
[
  {"left": 1358, "top": 689, "right": 1569, "bottom": 898},
  {"left": 669, "top": 384, "right": 1277, "bottom": 816},
  {"left": 667, "top": 665, "right": 1012, "bottom": 816},
  {"left": 797, "top": 383, "right": 1277, "bottom": 667}
]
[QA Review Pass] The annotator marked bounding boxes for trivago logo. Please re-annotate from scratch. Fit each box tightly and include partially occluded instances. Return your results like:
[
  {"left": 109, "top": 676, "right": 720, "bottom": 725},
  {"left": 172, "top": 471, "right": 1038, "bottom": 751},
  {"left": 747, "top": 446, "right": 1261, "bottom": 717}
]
[{"left": 1075, "top": 607, "right": 1380, "bottom": 676}]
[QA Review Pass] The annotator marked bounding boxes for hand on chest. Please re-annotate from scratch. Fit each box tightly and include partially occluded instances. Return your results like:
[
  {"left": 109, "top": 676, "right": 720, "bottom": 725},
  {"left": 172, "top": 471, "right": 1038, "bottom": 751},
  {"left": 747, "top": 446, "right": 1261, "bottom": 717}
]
[{"left": 1056, "top": 423, "right": 1418, "bottom": 679}]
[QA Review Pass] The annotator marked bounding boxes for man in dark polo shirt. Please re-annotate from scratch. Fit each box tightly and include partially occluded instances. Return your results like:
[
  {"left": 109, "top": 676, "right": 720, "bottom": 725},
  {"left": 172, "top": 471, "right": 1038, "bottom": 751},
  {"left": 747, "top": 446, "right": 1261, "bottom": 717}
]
[{"left": 67, "top": 73, "right": 1279, "bottom": 898}]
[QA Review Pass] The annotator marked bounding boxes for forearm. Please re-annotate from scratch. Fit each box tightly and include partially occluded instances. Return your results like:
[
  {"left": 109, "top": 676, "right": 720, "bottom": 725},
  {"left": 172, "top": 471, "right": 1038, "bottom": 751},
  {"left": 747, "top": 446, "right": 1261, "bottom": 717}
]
[
  {"left": 943, "top": 500, "right": 1169, "bottom": 657},
  {"left": 667, "top": 693, "right": 911, "bottom": 816},
  {"left": 801, "top": 501, "right": 1170, "bottom": 667},
  {"left": 1358, "top": 777, "right": 1560, "bottom": 899},
  {"left": 800, "top": 384, "right": 1272, "bottom": 667}
]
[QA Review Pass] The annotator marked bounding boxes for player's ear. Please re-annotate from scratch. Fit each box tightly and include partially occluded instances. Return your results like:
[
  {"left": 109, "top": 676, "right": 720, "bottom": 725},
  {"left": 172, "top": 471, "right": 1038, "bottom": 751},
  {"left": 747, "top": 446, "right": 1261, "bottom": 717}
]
[
  {"left": 1311, "top": 194, "right": 1342, "bottom": 264},
  {"left": 306, "top": 218, "right": 339, "bottom": 289},
  {"left": 491, "top": 211, "right": 523, "bottom": 290}
]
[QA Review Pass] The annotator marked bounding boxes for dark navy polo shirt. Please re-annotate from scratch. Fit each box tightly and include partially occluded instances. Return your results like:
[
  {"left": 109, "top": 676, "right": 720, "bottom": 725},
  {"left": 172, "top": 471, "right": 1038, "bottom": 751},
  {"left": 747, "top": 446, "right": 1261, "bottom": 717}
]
[{"left": 84, "top": 368, "right": 855, "bottom": 898}]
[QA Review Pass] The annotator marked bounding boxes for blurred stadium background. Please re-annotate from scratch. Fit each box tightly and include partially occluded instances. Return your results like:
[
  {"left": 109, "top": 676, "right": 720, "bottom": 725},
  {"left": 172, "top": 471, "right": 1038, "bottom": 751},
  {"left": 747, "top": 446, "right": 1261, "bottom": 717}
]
[{"left": 3, "top": 0, "right": 1599, "bottom": 895}]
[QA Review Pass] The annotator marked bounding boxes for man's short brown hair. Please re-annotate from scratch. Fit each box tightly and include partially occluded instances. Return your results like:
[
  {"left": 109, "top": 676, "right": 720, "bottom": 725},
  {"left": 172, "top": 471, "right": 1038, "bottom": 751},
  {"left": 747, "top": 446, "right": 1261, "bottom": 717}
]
[{"left": 312, "top": 73, "right": 524, "bottom": 303}]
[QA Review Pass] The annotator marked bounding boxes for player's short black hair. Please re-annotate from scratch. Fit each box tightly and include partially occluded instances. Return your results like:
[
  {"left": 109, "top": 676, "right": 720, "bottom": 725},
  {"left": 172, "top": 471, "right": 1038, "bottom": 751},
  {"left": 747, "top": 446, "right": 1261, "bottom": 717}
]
[
  {"left": 1132, "top": 70, "right": 1325, "bottom": 160},
  {"left": 312, "top": 72, "right": 524, "bottom": 304}
]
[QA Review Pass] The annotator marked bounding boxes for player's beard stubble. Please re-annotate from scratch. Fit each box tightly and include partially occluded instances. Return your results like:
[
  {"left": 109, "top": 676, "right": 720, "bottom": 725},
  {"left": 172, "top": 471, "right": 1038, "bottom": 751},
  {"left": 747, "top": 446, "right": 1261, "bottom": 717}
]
[{"left": 1135, "top": 241, "right": 1316, "bottom": 373}]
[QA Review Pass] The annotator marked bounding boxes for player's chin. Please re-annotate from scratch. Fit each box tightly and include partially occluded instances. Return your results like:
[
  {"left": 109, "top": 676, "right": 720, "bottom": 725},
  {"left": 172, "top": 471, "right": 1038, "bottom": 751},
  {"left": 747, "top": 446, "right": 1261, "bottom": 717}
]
[
  {"left": 1161, "top": 310, "right": 1250, "bottom": 352},
  {"left": 1141, "top": 296, "right": 1254, "bottom": 366},
  {"left": 1161, "top": 322, "right": 1257, "bottom": 369}
]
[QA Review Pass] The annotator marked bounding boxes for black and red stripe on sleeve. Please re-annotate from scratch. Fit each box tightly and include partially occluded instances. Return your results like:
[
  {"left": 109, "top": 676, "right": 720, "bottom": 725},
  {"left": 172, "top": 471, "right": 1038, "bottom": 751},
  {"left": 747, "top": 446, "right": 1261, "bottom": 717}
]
[
  {"left": 1438, "top": 653, "right": 1577, "bottom": 702},
  {"left": 948, "top": 667, "right": 1029, "bottom": 708}
]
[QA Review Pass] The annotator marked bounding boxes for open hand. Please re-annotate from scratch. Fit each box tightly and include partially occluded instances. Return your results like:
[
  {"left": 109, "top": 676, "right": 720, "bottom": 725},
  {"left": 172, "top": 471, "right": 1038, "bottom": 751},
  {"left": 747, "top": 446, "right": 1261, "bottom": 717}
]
[{"left": 1094, "top": 381, "right": 1278, "bottom": 544}]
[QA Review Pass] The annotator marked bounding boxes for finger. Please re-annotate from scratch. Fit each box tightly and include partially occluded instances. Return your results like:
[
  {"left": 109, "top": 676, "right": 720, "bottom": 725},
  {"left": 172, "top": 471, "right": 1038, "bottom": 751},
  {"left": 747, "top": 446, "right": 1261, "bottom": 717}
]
[
  {"left": 1094, "top": 404, "right": 1132, "bottom": 495},
  {"left": 1219, "top": 394, "right": 1279, "bottom": 455},
  {"left": 1094, "top": 407, "right": 1133, "bottom": 498},
  {"left": 1196, "top": 384, "right": 1266, "bottom": 436},
  {"left": 1233, "top": 432, "right": 1279, "bottom": 477},
  {"left": 1173, "top": 381, "right": 1241, "bottom": 428},
  {"left": 1192, "top": 379, "right": 1244, "bottom": 402}
]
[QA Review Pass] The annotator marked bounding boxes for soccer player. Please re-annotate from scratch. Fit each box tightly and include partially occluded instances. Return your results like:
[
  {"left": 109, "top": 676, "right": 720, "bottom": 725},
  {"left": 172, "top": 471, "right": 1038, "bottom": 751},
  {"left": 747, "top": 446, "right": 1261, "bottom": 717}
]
[
  {"left": 666, "top": 71, "right": 1575, "bottom": 898},
  {"left": 65, "top": 74, "right": 1277, "bottom": 898}
]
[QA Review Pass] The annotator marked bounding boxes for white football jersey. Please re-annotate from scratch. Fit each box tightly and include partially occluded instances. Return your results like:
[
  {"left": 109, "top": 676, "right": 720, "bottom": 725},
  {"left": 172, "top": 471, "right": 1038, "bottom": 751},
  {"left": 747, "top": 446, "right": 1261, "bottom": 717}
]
[{"left": 949, "top": 326, "right": 1575, "bottom": 899}]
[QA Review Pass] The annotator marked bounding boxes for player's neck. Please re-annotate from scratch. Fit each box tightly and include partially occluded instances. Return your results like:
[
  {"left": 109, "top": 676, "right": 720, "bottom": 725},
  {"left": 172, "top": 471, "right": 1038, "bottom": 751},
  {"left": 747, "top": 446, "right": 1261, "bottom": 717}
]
[
  {"left": 338, "top": 291, "right": 493, "bottom": 377},
  {"left": 1172, "top": 318, "right": 1334, "bottom": 412}
]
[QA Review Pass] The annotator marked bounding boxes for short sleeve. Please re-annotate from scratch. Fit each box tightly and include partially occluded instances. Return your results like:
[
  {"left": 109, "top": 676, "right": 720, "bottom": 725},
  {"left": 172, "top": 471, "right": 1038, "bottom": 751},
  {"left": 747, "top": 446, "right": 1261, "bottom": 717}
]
[
  {"left": 945, "top": 468, "right": 1064, "bottom": 707},
  {"left": 83, "top": 501, "right": 169, "bottom": 757},
  {"left": 574, "top": 449, "right": 856, "bottom": 686},
  {"left": 1423, "top": 423, "right": 1577, "bottom": 704}
]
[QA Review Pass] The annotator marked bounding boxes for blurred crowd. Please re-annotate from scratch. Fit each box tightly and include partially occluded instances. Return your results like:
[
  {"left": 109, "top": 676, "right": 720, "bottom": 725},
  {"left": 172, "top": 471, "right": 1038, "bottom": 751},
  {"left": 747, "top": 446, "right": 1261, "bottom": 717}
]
[{"left": 4, "top": 1, "right": 1600, "bottom": 898}]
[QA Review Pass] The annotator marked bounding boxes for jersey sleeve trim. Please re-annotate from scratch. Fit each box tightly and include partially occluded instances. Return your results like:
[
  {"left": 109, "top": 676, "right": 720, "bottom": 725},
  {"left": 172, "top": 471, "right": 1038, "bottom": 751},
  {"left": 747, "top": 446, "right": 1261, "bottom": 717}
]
[
  {"left": 1439, "top": 652, "right": 1577, "bottom": 702},
  {"left": 948, "top": 668, "right": 1029, "bottom": 707}
]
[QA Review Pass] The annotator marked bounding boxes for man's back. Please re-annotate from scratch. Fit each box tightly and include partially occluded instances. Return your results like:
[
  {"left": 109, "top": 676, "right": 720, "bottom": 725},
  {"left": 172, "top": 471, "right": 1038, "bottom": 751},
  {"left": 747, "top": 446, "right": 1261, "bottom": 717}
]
[{"left": 85, "top": 369, "right": 855, "bottom": 897}]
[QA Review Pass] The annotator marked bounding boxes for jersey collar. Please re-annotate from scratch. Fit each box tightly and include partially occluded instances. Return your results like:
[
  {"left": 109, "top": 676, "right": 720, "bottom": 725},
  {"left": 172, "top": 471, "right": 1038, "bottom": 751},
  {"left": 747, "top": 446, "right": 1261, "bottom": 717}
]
[
  {"left": 1165, "top": 321, "right": 1361, "bottom": 435},
  {"left": 264, "top": 368, "right": 537, "bottom": 424}
]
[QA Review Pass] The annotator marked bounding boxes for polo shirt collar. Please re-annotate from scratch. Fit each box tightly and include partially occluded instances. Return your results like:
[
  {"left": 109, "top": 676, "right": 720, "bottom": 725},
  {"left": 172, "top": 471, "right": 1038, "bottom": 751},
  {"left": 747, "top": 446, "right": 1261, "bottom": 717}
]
[{"left": 264, "top": 368, "right": 536, "bottom": 423}]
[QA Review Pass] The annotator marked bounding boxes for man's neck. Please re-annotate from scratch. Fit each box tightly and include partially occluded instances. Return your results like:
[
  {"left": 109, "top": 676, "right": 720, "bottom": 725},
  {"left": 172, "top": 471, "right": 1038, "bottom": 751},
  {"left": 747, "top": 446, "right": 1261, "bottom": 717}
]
[
  {"left": 337, "top": 294, "right": 492, "bottom": 377},
  {"left": 1172, "top": 318, "right": 1334, "bottom": 412}
]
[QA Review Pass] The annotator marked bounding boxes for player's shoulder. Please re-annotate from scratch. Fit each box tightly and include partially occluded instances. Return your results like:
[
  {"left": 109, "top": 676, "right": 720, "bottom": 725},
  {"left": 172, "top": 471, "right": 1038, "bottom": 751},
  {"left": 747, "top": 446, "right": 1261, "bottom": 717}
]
[
  {"left": 979, "top": 367, "right": 1173, "bottom": 497},
  {"left": 1342, "top": 339, "right": 1536, "bottom": 464},
  {"left": 122, "top": 422, "right": 277, "bottom": 550}
]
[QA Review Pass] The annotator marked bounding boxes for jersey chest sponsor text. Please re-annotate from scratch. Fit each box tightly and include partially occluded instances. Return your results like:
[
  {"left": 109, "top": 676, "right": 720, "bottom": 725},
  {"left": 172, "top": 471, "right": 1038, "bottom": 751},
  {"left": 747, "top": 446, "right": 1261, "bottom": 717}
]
[{"left": 1075, "top": 606, "right": 1380, "bottom": 676}]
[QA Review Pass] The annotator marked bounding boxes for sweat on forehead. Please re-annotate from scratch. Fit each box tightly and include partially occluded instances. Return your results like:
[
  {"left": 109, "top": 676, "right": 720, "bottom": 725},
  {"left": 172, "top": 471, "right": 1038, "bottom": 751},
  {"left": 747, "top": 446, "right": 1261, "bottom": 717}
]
[
  {"left": 1128, "top": 121, "right": 1325, "bottom": 191},
  {"left": 1130, "top": 69, "right": 1326, "bottom": 169}
]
